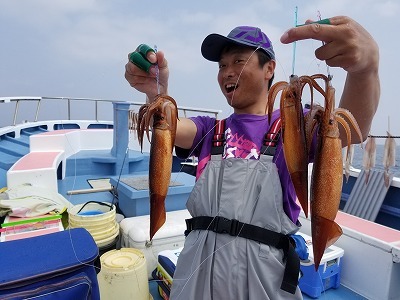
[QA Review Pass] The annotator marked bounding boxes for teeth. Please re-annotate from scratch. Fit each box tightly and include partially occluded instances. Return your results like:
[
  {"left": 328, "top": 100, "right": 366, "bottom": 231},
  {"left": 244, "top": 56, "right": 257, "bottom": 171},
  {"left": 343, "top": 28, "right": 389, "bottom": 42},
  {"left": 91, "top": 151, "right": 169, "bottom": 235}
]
[{"left": 225, "top": 83, "right": 237, "bottom": 93}]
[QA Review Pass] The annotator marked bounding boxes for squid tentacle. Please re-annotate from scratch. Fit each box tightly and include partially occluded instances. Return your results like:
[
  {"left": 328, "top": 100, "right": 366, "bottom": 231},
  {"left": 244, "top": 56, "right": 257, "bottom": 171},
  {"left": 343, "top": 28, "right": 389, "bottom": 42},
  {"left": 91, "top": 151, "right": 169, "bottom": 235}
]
[{"left": 335, "top": 107, "right": 364, "bottom": 147}]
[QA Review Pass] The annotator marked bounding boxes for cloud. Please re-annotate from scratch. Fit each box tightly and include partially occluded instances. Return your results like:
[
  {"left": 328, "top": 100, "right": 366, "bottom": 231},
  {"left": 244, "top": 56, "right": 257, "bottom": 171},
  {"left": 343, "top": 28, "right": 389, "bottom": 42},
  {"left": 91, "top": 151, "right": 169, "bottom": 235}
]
[
  {"left": 376, "top": 1, "right": 400, "bottom": 17},
  {"left": 0, "top": 0, "right": 398, "bottom": 135}
]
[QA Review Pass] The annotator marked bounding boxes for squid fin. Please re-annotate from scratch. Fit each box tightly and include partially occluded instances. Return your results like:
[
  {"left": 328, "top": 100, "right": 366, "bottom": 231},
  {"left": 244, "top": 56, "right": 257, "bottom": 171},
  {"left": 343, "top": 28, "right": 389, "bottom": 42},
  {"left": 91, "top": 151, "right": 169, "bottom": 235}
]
[
  {"left": 150, "top": 194, "right": 166, "bottom": 240},
  {"left": 312, "top": 216, "right": 343, "bottom": 271}
]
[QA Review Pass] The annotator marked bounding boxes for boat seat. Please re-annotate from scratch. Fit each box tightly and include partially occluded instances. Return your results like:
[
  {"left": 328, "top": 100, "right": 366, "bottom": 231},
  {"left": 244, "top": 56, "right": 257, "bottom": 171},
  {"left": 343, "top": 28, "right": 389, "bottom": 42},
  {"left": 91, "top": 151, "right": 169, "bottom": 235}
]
[
  {"left": 343, "top": 169, "right": 391, "bottom": 221},
  {"left": 6, "top": 128, "right": 115, "bottom": 193},
  {"left": 6, "top": 151, "right": 64, "bottom": 192}
]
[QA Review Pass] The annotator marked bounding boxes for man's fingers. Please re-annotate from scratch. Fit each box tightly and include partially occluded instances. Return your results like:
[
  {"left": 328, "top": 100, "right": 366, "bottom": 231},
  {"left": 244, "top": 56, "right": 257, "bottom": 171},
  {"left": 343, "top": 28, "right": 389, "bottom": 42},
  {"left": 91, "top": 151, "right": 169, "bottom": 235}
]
[
  {"left": 281, "top": 22, "right": 331, "bottom": 44},
  {"left": 155, "top": 51, "right": 167, "bottom": 69},
  {"left": 280, "top": 16, "right": 349, "bottom": 44},
  {"left": 147, "top": 51, "right": 157, "bottom": 63}
]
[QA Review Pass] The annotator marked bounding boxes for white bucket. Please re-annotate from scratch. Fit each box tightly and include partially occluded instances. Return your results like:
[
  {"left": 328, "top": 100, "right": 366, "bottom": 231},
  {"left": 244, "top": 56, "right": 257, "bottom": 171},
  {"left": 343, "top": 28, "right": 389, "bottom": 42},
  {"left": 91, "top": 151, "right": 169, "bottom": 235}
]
[
  {"left": 90, "top": 222, "right": 119, "bottom": 240},
  {"left": 69, "top": 218, "right": 114, "bottom": 233},
  {"left": 95, "top": 224, "right": 120, "bottom": 248},
  {"left": 69, "top": 213, "right": 116, "bottom": 227},
  {"left": 68, "top": 202, "right": 118, "bottom": 248},
  {"left": 68, "top": 202, "right": 116, "bottom": 223},
  {"left": 97, "top": 248, "right": 152, "bottom": 300}
]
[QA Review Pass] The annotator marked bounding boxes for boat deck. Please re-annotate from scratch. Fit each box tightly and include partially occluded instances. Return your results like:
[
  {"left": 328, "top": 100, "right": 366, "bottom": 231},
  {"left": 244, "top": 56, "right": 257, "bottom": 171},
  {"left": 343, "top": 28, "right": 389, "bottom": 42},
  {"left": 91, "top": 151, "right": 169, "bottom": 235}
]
[
  {"left": 147, "top": 279, "right": 367, "bottom": 299},
  {"left": 0, "top": 110, "right": 398, "bottom": 299}
]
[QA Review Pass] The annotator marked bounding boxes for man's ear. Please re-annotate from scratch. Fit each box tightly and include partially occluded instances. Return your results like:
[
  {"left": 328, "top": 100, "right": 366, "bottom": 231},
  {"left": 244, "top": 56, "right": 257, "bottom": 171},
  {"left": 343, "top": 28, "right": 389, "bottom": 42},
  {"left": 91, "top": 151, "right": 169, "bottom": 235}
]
[{"left": 264, "top": 60, "right": 276, "bottom": 80}]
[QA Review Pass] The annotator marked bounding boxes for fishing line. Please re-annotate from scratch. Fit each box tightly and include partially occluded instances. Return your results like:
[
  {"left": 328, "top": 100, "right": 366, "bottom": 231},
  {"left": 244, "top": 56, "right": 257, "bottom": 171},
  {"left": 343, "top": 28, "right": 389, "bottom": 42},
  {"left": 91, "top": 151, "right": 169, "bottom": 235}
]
[
  {"left": 154, "top": 45, "right": 160, "bottom": 95},
  {"left": 229, "top": 46, "right": 260, "bottom": 108},
  {"left": 173, "top": 46, "right": 260, "bottom": 165},
  {"left": 176, "top": 38, "right": 298, "bottom": 166},
  {"left": 54, "top": 119, "right": 105, "bottom": 271},
  {"left": 169, "top": 46, "right": 261, "bottom": 187},
  {"left": 168, "top": 50, "right": 287, "bottom": 273},
  {"left": 61, "top": 37, "right": 317, "bottom": 290},
  {"left": 317, "top": 11, "right": 332, "bottom": 80},
  {"left": 172, "top": 49, "right": 303, "bottom": 299},
  {"left": 60, "top": 128, "right": 109, "bottom": 271},
  {"left": 172, "top": 28, "right": 338, "bottom": 295},
  {"left": 61, "top": 36, "right": 299, "bottom": 291},
  {"left": 63, "top": 16, "right": 340, "bottom": 294},
  {"left": 171, "top": 47, "right": 261, "bottom": 263},
  {"left": 173, "top": 144, "right": 288, "bottom": 300},
  {"left": 292, "top": 6, "right": 298, "bottom": 75},
  {"left": 59, "top": 44, "right": 304, "bottom": 296},
  {"left": 56, "top": 104, "right": 132, "bottom": 270},
  {"left": 166, "top": 50, "right": 266, "bottom": 293},
  {"left": 103, "top": 42, "right": 162, "bottom": 210},
  {"left": 63, "top": 133, "right": 96, "bottom": 269},
  {"left": 46, "top": 55, "right": 143, "bottom": 271}
]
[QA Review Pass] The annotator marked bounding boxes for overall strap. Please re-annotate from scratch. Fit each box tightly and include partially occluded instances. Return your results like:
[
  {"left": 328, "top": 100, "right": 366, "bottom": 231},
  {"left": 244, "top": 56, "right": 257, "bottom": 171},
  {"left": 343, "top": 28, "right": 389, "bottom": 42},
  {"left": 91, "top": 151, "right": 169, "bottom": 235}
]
[
  {"left": 260, "top": 117, "right": 282, "bottom": 156},
  {"left": 211, "top": 117, "right": 282, "bottom": 157},
  {"left": 211, "top": 119, "right": 226, "bottom": 155}
]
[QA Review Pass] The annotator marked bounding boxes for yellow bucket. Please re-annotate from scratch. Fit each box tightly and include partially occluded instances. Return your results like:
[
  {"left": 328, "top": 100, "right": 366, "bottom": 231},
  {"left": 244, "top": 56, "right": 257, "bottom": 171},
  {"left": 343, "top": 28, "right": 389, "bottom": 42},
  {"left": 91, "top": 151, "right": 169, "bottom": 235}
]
[
  {"left": 68, "top": 201, "right": 118, "bottom": 248},
  {"left": 97, "top": 248, "right": 152, "bottom": 300},
  {"left": 68, "top": 202, "right": 116, "bottom": 223}
]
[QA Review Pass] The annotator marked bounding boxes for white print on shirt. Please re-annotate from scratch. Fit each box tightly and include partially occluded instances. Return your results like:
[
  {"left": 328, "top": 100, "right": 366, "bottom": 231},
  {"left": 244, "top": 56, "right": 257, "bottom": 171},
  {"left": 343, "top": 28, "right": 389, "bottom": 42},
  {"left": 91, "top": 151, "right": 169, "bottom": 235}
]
[{"left": 223, "top": 127, "right": 259, "bottom": 160}]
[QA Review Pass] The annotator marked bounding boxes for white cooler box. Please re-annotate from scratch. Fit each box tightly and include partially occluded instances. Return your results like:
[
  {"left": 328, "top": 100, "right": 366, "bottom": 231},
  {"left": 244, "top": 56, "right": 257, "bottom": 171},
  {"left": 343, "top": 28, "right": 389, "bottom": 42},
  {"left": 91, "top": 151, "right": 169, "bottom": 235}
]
[
  {"left": 297, "top": 232, "right": 344, "bottom": 298},
  {"left": 120, "top": 209, "right": 191, "bottom": 278}
]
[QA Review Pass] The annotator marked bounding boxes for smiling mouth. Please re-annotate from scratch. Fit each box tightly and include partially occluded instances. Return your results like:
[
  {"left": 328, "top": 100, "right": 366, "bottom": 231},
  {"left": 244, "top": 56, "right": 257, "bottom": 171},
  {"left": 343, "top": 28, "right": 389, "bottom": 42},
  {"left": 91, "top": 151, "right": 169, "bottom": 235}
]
[{"left": 225, "top": 83, "right": 238, "bottom": 94}]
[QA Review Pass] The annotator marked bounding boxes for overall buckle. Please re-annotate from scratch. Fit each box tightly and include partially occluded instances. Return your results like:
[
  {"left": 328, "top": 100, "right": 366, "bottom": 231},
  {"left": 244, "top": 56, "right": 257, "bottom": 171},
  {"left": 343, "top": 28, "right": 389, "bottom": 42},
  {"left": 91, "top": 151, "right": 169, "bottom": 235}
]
[{"left": 213, "top": 217, "right": 240, "bottom": 236}]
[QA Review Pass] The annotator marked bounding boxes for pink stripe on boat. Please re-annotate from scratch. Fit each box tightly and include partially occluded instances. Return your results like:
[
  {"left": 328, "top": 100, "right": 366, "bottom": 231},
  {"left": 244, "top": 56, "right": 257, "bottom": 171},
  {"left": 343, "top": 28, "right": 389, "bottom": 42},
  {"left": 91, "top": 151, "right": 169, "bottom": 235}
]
[
  {"left": 39, "top": 129, "right": 76, "bottom": 135},
  {"left": 38, "top": 129, "right": 109, "bottom": 136},
  {"left": 336, "top": 211, "right": 400, "bottom": 244},
  {"left": 12, "top": 152, "right": 62, "bottom": 170}
]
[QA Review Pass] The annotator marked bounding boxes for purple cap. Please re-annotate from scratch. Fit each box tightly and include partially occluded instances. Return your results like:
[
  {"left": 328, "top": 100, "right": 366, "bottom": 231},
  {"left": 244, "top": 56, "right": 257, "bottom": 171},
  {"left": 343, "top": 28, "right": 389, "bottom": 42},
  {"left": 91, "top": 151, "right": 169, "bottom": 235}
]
[{"left": 201, "top": 26, "right": 275, "bottom": 62}]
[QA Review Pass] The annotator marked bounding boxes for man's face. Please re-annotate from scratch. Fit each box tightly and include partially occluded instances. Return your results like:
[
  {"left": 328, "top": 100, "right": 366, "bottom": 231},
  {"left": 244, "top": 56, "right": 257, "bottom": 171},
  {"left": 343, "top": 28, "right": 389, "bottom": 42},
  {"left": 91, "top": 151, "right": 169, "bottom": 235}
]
[{"left": 217, "top": 46, "right": 270, "bottom": 112}]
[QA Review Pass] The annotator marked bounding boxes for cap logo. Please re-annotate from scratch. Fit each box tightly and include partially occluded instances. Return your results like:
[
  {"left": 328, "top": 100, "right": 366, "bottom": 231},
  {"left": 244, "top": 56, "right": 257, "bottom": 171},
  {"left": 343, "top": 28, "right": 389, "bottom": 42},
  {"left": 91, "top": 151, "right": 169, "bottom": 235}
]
[{"left": 231, "top": 27, "right": 271, "bottom": 49}]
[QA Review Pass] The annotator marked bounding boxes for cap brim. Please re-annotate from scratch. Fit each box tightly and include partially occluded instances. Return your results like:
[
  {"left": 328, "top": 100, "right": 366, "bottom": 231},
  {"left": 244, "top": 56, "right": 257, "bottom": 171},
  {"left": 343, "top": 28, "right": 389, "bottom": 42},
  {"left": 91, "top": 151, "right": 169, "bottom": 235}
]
[
  {"left": 201, "top": 33, "right": 274, "bottom": 62},
  {"left": 201, "top": 33, "right": 246, "bottom": 62}
]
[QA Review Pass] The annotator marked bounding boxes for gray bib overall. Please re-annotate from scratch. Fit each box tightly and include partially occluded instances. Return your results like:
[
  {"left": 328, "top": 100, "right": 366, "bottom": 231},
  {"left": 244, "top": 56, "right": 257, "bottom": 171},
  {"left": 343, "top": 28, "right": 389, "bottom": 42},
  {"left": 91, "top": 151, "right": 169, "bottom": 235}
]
[{"left": 170, "top": 151, "right": 302, "bottom": 300}]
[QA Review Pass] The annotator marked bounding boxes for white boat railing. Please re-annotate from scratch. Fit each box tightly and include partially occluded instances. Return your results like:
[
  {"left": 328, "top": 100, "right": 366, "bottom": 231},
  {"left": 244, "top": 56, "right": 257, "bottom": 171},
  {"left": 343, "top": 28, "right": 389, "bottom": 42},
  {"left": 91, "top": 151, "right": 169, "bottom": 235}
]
[{"left": 0, "top": 96, "right": 222, "bottom": 126}]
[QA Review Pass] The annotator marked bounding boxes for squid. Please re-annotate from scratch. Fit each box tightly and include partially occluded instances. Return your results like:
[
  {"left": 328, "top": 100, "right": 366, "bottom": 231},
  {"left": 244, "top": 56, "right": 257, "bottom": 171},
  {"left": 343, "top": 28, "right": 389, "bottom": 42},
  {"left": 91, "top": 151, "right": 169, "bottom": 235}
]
[
  {"left": 344, "top": 144, "right": 354, "bottom": 182},
  {"left": 137, "top": 95, "right": 178, "bottom": 240},
  {"left": 307, "top": 80, "right": 363, "bottom": 269},
  {"left": 362, "top": 136, "right": 376, "bottom": 184},
  {"left": 383, "top": 132, "right": 396, "bottom": 187},
  {"left": 267, "top": 74, "right": 326, "bottom": 218},
  {"left": 269, "top": 73, "right": 364, "bottom": 270}
]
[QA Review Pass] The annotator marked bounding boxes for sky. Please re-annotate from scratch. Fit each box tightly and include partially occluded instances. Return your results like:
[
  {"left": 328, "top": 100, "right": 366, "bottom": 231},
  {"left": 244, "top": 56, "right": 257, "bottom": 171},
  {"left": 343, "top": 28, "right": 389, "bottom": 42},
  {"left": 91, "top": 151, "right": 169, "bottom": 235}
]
[{"left": 0, "top": 0, "right": 398, "bottom": 143}]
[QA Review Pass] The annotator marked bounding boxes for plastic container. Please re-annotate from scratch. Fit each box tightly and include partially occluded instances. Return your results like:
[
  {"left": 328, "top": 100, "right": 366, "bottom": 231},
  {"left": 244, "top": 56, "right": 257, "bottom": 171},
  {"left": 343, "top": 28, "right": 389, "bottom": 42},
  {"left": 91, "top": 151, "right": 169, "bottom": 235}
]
[
  {"left": 69, "top": 218, "right": 115, "bottom": 233},
  {"left": 119, "top": 209, "right": 189, "bottom": 278},
  {"left": 68, "top": 201, "right": 118, "bottom": 248},
  {"left": 297, "top": 232, "right": 344, "bottom": 298},
  {"left": 90, "top": 222, "right": 119, "bottom": 241},
  {"left": 69, "top": 213, "right": 116, "bottom": 227},
  {"left": 95, "top": 225, "right": 120, "bottom": 248},
  {"left": 97, "top": 248, "right": 152, "bottom": 300},
  {"left": 68, "top": 202, "right": 116, "bottom": 225}
]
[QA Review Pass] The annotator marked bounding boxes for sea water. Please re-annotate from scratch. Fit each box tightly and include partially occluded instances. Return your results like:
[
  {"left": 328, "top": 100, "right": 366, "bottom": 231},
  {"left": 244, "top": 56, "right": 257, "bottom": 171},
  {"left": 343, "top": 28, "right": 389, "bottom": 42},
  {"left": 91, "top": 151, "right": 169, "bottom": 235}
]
[{"left": 349, "top": 144, "right": 400, "bottom": 178}]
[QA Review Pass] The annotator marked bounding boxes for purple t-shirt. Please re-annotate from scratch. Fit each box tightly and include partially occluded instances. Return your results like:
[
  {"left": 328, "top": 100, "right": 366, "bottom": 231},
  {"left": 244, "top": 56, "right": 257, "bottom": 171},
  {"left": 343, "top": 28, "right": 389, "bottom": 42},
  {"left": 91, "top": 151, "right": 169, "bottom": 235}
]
[{"left": 176, "top": 111, "right": 313, "bottom": 224}]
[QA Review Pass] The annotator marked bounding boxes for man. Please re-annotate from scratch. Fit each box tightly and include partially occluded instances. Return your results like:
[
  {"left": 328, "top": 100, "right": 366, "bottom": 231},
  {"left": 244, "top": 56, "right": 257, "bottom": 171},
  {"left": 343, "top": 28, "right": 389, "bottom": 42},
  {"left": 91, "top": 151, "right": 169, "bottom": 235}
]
[{"left": 125, "top": 16, "right": 379, "bottom": 299}]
